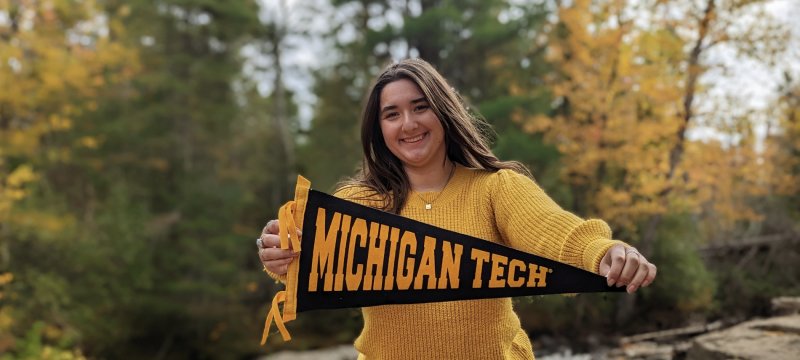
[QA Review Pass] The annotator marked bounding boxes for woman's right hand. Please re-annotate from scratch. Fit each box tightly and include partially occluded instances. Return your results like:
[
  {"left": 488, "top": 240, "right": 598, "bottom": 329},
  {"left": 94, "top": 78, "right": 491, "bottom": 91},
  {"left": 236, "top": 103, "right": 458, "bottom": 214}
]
[{"left": 257, "top": 219, "right": 299, "bottom": 275}]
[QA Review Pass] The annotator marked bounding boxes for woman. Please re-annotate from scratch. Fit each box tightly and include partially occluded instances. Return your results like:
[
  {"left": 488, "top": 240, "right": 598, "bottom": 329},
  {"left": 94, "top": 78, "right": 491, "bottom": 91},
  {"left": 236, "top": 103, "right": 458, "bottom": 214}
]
[{"left": 257, "top": 58, "right": 656, "bottom": 359}]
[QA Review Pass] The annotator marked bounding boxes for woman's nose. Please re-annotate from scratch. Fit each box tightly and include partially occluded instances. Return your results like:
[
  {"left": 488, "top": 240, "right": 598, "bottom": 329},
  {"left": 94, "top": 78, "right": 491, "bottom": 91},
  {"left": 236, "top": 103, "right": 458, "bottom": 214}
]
[{"left": 400, "top": 112, "right": 418, "bottom": 132}]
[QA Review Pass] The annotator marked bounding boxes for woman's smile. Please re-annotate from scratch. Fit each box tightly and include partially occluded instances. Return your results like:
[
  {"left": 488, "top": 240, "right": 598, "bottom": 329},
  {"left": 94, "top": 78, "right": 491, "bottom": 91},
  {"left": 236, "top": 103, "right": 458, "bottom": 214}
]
[{"left": 401, "top": 132, "right": 428, "bottom": 144}]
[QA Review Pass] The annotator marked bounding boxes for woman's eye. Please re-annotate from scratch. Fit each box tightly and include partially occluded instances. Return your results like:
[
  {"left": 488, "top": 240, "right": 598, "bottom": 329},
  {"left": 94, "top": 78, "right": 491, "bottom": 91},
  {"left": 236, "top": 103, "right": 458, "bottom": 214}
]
[
  {"left": 414, "top": 105, "right": 429, "bottom": 112},
  {"left": 383, "top": 112, "right": 398, "bottom": 120}
]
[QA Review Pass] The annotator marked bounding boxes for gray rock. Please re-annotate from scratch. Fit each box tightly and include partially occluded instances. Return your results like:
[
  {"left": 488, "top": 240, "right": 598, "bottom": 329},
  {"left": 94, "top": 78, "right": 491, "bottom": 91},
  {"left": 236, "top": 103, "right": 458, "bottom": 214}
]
[
  {"left": 772, "top": 297, "right": 800, "bottom": 316},
  {"left": 259, "top": 344, "right": 358, "bottom": 360},
  {"left": 687, "top": 315, "right": 800, "bottom": 360}
]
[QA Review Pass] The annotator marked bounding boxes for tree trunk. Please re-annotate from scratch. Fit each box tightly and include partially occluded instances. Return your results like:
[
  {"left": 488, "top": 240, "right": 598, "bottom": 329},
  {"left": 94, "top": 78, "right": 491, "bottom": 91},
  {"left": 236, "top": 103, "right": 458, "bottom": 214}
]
[
  {"left": 270, "top": 0, "right": 297, "bottom": 202},
  {"left": 640, "top": 0, "right": 716, "bottom": 257},
  {"left": 617, "top": 0, "right": 716, "bottom": 325}
]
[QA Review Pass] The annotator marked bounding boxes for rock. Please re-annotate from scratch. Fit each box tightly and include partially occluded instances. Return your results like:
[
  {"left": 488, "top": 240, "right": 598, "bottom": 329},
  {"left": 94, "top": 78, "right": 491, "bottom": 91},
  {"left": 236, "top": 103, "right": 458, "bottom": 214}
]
[
  {"left": 537, "top": 349, "right": 591, "bottom": 360},
  {"left": 605, "top": 340, "right": 696, "bottom": 360},
  {"left": 687, "top": 315, "right": 800, "bottom": 360},
  {"left": 259, "top": 344, "right": 358, "bottom": 360},
  {"left": 606, "top": 341, "right": 676, "bottom": 360},
  {"left": 772, "top": 297, "right": 800, "bottom": 315}
]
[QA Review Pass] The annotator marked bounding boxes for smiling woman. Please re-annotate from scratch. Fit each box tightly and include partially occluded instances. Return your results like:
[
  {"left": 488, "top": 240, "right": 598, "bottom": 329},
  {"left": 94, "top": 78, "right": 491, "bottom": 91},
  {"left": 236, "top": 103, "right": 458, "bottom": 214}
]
[
  {"left": 348, "top": 59, "right": 535, "bottom": 215},
  {"left": 379, "top": 79, "right": 449, "bottom": 190},
  {"left": 257, "top": 58, "right": 657, "bottom": 360}
]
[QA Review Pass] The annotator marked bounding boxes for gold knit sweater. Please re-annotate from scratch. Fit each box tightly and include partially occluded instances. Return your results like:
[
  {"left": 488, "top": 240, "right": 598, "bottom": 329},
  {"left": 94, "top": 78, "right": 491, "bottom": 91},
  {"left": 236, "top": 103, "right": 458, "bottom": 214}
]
[{"left": 326, "top": 165, "right": 624, "bottom": 360}]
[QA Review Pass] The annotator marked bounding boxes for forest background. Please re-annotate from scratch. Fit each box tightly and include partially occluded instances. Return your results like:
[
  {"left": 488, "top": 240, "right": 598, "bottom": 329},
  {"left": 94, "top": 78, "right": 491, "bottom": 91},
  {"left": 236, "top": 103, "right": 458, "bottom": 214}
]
[{"left": 1, "top": 0, "right": 799, "bottom": 358}]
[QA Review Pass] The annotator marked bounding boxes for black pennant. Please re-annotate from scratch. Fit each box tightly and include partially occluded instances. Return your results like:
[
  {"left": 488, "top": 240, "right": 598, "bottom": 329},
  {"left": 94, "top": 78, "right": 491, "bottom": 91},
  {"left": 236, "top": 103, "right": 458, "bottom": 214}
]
[
  {"left": 295, "top": 189, "right": 624, "bottom": 312},
  {"left": 260, "top": 177, "right": 623, "bottom": 345}
]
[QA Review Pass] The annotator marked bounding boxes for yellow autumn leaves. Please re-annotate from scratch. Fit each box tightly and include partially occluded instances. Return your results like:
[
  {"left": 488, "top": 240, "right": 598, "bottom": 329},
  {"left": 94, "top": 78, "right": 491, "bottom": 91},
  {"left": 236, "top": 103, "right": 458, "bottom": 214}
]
[
  {"left": 0, "top": 0, "right": 138, "bottom": 230},
  {"left": 519, "top": 0, "right": 795, "bottom": 241}
]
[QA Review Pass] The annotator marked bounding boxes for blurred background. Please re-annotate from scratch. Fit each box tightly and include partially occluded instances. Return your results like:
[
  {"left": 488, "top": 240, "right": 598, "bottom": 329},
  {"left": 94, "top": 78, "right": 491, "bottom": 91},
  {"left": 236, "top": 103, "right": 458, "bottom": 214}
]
[{"left": 1, "top": 0, "right": 799, "bottom": 359}]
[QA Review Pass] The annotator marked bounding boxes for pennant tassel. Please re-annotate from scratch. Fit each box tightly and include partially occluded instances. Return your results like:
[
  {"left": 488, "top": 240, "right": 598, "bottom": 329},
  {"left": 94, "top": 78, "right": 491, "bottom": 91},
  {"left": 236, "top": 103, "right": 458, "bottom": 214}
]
[
  {"left": 261, "top": 199, "right": 304, "bottom": 345},
  {"left": 278, "top": 201, "right": 300, "bottom": 252},
  {"left": 261, "top": 291, "right": 291, "bottom": 345}
]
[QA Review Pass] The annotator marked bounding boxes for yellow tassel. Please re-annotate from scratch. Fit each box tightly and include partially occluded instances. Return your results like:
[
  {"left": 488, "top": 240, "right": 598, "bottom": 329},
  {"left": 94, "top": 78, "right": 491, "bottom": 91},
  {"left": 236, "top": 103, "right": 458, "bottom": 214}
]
[
  {"left": 261, "top": 200, "right": 302, "bottom": 346},
  {"left": 261, "top": 291, "right": 291, "bottom": 345},
  {"left": 278, "top": 201, "right": 301, "bottom": 252}
]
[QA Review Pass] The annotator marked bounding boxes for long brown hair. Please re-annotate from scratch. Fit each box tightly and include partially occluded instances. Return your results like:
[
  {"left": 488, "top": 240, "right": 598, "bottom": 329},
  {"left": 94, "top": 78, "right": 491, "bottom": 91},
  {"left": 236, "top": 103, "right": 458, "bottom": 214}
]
[{"left": 339, "top": 58, "right": 530, "bottom": 214}]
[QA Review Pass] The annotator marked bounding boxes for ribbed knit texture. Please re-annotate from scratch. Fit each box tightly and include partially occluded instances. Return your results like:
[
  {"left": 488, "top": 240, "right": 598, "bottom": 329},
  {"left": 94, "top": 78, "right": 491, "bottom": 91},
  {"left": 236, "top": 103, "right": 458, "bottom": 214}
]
[{"left": 329, "top": 165, "right": 625, "bottom": 360}]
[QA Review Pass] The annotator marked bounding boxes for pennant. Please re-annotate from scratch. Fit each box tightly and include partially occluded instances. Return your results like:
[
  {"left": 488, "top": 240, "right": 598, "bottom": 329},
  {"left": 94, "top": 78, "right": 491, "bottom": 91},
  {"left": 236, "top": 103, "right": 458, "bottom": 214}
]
[{"left": 261, "top": 176, "right": 623, "bottom": 344}]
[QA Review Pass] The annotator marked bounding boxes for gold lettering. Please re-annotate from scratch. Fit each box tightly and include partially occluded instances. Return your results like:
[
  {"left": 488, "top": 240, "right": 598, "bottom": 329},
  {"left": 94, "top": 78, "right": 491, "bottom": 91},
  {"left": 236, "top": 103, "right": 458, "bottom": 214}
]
[
  {"left": 396, "top": 231, "right": 417, "bottom": 290},
  {"left": 437, "top": 240, "right": 462, "bottom": 289},
  {"left": 334, "top": 215, "right": 351, "bottom": 291},
  {"left": 527, "top": 264, "right": 550, "bottom": 287},
  {"left": 363, "top": 223, "right": 387, "bottom": 290},
  {"left": 309, "top": 208, "right": 340, "bottom": 292},
  {"left": 383, "top": 227, "right": 400, "bottom": 290},
  {"left": 507, "top": 259, "right": 526, "bottom": 288},
  {"left": 345, "top": 218, "right": 367, "bottom": 290},
  {"left": 489, "top": 253, "right": 508, "bottom": 288},
  {"left": 470, "top": 249, "right": 490, "bottom": 288},
  {"left": 414, "top": 236, "right": 437, "bottom": 289}
]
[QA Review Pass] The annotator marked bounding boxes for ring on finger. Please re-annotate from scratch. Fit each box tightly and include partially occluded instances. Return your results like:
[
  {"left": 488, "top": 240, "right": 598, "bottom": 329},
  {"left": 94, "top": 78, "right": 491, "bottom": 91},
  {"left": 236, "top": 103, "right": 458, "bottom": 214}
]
[
  {"left": 625, "top": 248, "right": 640, "bottom": 256},
  {"left": 256, "top": 238, "right": 264, "bottom": 248}
]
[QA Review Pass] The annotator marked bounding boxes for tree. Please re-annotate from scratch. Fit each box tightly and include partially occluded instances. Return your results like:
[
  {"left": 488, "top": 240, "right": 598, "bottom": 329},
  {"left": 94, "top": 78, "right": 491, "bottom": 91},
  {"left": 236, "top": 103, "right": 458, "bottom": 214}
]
[
  {"left": 80, "top": 0, "right": 263, "bottom": 356},
  {"left": 525, "top": 0, "right": 791, "bottom": 324},
  {"left": 301, "top": 0, "right": 556, "bottom": 191},
  {"left": 1, "top": 0, "right": 271, "bottom": 357},
  {"left": 298, "top": 0, "right": 389, "bottom": 191},
  {"left": 0, "top": 0, "right": 138, "bottom": 355},
  {"left": 767, "top": 73, "right": 800, "bottom": 214},
  {"left": 536, "top": 0, "right": 789, "bottom": 240},
  {"left": 533, "top": 0, "right": 686, "bottom": 236}
]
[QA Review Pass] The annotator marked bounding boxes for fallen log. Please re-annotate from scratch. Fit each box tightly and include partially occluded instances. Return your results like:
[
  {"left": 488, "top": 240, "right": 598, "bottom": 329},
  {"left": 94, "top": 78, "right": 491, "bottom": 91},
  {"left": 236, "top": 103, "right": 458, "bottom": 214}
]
[
  {"left": 619, "top": 321, "right": 723, "bottom": 344},
  {"left": 699, "top": 233, "right": 798, "bottom": 258}
]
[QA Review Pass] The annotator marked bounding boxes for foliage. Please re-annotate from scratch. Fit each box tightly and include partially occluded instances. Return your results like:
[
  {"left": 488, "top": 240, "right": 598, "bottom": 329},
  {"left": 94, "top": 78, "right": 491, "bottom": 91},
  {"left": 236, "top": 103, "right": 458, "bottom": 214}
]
[
  {"left": 516, "top": 0, "right": 796, "bottom": 330},
  {"left": 0, "top": 321, "right": 87, "bottom": 360},
  {"left": 1, "top": 0, "right": 266, "bottom": 358},
  {"left": 766, "top": 74, "right": 800, "bottom": 209},
  {"left": 641, "top": 214, "right": 716, "bottom": 323},
  {"left": 0, "top": 0, "right": 798, "bottom": 356},
  {"left": 703, "top": 75, "right": 800, "bottom": 318},
  {"left": 531, "top": 0, "right": 789, "bottom": 240}
]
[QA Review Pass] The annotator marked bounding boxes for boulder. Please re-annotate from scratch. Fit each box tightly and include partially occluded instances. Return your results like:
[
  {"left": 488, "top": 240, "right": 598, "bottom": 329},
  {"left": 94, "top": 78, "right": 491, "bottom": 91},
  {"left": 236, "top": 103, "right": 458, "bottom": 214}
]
[
  {"left": 687, "top": 315, "right": 800, "bottom": 360},
  {"left": 606, "top": 340, "right": 685, "bottom": 360},
  {"left": 772, "top": 297, "right": 800, "bottom": 316},
  {"left": 259, "top": 344, "right": 357, "bottom": 360}
]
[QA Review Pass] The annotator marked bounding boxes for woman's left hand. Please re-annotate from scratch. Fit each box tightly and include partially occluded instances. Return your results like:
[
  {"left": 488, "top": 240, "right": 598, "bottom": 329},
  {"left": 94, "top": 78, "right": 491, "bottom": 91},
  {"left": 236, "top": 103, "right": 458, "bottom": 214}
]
[{"left": 598, "top": 244, "right": 657, "bottom": 294}]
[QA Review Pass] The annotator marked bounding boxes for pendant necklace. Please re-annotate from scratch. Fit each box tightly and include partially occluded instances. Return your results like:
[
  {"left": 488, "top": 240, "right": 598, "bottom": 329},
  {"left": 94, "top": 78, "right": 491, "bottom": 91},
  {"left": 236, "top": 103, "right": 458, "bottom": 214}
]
[{"left": 418, "top": 162, "right": 456, "bottom": 210}]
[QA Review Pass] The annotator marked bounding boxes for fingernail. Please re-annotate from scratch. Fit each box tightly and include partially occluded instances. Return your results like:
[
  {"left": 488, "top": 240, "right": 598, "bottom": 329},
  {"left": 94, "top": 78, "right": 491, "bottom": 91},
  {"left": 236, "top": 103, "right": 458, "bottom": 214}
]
[
  {"left": 617, "top": 282, "right": 625, "bottom": 288},
  {"left": 607, "top": 278, "right": 615, "bottom": 287},
  {"left": 627, "top": 285, "right": 637, "bottom": 293}
]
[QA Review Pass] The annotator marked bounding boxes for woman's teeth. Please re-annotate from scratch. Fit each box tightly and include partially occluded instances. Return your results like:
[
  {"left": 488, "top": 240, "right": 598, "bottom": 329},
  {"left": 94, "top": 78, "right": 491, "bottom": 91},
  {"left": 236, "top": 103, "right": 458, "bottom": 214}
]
[{"left": 404, "top": 133, "right": 426, "bottom": 143}]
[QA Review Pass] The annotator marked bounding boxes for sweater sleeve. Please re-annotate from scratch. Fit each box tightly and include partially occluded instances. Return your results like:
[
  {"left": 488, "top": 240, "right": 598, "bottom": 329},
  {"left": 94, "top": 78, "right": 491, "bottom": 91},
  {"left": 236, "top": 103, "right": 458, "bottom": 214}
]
[
  {"left": 490, "top": 170, "right": 626, "bottom": 273},
  {"left": 263, "top": 267, "right": 287, "bottom": 284}
]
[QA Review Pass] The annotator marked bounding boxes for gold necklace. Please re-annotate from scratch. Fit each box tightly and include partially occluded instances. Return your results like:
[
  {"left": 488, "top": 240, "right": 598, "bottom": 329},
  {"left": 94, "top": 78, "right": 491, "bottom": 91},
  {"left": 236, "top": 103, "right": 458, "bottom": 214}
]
[{"left": 417, "top": 162, "right": 456, "bottom": 210}]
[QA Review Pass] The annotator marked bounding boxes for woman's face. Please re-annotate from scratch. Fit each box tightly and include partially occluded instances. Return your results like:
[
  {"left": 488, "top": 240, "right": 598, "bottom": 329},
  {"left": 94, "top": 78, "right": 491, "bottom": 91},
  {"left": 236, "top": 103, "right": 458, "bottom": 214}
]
[{"left": 379, "top": 79, "right": 447, "bottom": 171}]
